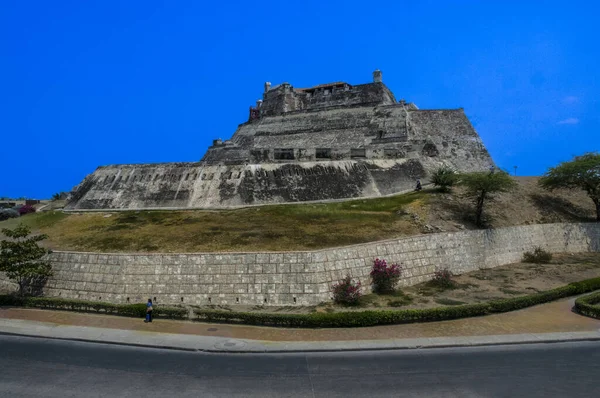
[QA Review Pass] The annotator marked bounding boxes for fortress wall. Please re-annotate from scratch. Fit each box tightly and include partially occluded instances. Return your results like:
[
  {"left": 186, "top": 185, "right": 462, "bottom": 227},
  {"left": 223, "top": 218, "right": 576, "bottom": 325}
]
[
  {"left": 66, "top": 106, "right": 493, "bottom": 211},
  {"left": 65, "top": 159, "right": 430, "bottom": 210},
  {"left": 408, "top": 110, "right": 493, "bottom": 171},
  {"left": 4, "top": 223, "right": 598, "bottom": 306},
  {"left": 67, "top": 163, "right": 205, "bottom": 210}
]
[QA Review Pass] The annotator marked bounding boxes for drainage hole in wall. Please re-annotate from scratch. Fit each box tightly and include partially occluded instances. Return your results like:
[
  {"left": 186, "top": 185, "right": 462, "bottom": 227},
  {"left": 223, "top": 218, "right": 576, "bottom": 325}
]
[
  {"left": 153, "top": 297, "right": 157, "bottom": 302},
  {"left": 293, "top": 297, "right": 297, "bottom": 304},
  {"left": 208, "top": 297, "right": 211, "bottom": 303},
  {"left": 181, "top": 297, "right": 184, "bottom": 302},
  {"left": 126, "top": 297, "right": 130, "bottom": 303},
  {"left": 236, "top": 297, "right": 239, "bottom": 303},
  {"left": 264, "top": 298, "right": 267, "bottom": 304}
]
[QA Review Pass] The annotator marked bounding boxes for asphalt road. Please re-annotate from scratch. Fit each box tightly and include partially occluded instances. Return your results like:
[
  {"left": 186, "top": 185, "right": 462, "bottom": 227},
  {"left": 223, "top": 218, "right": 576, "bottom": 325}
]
[{"left": 0, "top": 335, "right": 599, "bottom": 397}]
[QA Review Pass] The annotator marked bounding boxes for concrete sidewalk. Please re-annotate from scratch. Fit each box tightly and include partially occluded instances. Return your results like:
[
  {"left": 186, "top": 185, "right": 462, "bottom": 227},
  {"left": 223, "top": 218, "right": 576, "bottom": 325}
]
[{"left": 0, "top": 296, "right": 599, "bottom": 353}]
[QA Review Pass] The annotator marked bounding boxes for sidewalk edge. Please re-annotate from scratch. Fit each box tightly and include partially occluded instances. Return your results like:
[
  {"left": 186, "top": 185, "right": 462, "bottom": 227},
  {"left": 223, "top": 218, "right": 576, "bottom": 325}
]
[{"left": 1, "top": 329, "right": 599, "bottom": 354}]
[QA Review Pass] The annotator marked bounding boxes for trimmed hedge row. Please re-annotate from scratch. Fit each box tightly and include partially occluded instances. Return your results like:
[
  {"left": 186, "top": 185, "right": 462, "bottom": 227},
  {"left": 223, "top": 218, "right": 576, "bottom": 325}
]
[
  {"left": 0, "top": 296, "right": 188, "bottom": 320},
  {"left": 574, "top": 291, "right": 600, "bottom": 319},
  {"left": 191, "top": 277, "right": 600, "bottom": 328},
  {"left": 1, "top": 277, "right": 599, "bottom": 328}
]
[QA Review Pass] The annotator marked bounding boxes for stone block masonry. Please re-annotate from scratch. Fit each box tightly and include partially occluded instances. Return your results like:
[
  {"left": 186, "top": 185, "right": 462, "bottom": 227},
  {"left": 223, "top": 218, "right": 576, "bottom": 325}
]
[{"left": 2, "top": 223, "right": 598, "bottom": 306}]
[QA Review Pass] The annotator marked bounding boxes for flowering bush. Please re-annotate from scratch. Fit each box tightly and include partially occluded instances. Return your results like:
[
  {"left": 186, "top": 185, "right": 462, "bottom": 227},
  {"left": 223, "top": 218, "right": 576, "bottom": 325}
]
[
  {"left": 331, "top": 276, "right": 362, "bottom": 305},
  {"left": 430, "top": 268, "right": 455, "bottom": 289},
  {"left": 18, "top": 204, "right": 36, "bottom": 215},
  {"left": 370, "top": 258, "right": 402, "bottom": 294}
]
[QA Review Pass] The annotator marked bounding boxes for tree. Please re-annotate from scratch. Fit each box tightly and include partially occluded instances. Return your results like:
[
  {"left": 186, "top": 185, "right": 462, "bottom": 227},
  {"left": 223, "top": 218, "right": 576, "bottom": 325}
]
[
  {"left": 430, "top": 166, "right": 459, "bottom": 192},
  {"left": 51, "top": 193, "right": 61, "bottom": 201},
  {"left": 539, "top": 152, "right": 600, "bottom": 221},
  {"left": 459, "top": 170, "right": 517, "bottom": 227},
  {"left": 0, "top": 224, "right": 52, "bottom": 296}
]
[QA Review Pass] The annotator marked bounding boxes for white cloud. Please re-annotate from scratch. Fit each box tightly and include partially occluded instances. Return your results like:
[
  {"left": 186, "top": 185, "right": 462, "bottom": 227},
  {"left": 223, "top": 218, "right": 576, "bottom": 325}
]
[
  {"left": 557, "top": 118, "right": 580, "bottom": 125},
  {"left": 562, "top": 96, "right": 579, "bottom": 104}
]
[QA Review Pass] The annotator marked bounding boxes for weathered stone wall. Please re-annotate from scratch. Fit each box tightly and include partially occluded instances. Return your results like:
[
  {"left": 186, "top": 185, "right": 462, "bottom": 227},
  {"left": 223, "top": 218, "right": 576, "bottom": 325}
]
[
  {"left": 3, "top": 223, "right": 598, "bottom": 306},
  {"left": 65, "top": 160, "right": 419, "bottom": 210}
]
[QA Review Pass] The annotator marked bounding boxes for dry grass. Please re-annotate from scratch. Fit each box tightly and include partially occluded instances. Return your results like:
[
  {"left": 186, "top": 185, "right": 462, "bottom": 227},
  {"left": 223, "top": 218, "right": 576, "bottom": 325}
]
[
  {"left": 1, "top": 176, "right": 597, "bottom": 253},
  {"left": 0, "top": 192, "right": 426, "bottom": 253}
]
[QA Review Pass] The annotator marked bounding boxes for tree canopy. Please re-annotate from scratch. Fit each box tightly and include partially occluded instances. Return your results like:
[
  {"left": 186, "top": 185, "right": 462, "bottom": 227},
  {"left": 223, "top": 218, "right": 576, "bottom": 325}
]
[
  {"left": 539, "top": 152, "right": 600, "bottom": 221},
  {"left": 459, "top": 170, "right": 517, "bottom": 227},
  {"left": 0, "top": 224, "right": 52, "bottom": 296},
  {"left": 430, "top": 166, "right": 459, "bottom": 192}
]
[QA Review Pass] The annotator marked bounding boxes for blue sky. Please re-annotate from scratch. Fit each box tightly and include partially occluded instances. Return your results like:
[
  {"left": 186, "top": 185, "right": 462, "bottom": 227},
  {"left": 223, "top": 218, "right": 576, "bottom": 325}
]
[{"left": 1, "top": 1, "right": 598, "bottom": 199}]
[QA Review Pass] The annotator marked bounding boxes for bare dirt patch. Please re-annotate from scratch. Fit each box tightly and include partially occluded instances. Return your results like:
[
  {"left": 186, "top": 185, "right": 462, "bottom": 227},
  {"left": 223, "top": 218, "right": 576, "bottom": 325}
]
[{"left": 421, "top": 176, "right": 596, "bottom": 233}]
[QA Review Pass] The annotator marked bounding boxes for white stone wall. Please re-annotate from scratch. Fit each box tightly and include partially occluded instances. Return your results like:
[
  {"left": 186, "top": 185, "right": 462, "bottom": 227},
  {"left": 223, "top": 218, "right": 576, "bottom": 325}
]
[{"left": 2, "top": 223, "right": 599, "bottom": 306}]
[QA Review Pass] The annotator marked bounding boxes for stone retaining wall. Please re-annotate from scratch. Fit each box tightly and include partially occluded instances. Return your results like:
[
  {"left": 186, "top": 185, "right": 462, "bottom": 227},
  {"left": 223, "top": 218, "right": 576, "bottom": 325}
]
[{"left": 2, "top": 223, "right": 599, "bottom": 306}]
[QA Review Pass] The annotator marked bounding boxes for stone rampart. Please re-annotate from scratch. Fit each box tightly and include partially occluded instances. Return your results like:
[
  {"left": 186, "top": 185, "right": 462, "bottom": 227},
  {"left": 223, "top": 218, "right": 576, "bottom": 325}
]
[
  {"left": 2, "top": 223, "right": 598, "bottom": 306},
  {"left": 66, "top": 106, "right": 493, "bottom": 210}
]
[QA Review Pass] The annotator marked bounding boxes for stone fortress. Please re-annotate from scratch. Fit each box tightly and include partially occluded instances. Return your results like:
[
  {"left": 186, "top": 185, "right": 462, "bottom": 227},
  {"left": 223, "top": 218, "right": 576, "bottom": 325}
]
[{"left": 66, "top": 70, "right": 494, "bottom": 210}]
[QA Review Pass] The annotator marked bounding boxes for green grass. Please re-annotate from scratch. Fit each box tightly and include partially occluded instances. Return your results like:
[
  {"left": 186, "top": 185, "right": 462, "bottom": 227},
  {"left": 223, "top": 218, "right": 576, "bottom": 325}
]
[
  {"left": 0, "top": 192, "right": 427, "bottom": 253},
  {"left": 0, "top": 211, "right": 68, "bottom": 230},
  {"left": 500, "top": 288, "right": 524, "bottom": 295},
  {"left": 355, "top": 289, "right": 414, "bottom": 308},
  {"left": 434, "top": 298, "right": 466, "bottom": 306}
]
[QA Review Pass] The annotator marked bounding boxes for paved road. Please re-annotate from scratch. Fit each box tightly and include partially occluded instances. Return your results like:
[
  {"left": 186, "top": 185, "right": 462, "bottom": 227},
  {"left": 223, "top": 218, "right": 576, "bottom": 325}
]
[{"left": 0, "top": 336, "right": 599, "bottom": 397}]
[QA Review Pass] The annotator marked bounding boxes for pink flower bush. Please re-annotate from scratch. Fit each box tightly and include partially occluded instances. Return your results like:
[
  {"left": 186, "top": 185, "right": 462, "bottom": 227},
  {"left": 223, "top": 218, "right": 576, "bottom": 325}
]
[
  {"left": 331, "top": 276, "right": 362, "bottom": 305},
  {"left": 370, "top": 258, "right": 402, "bottom": 293},
  {"left": 18, "top": 204, "right": 36, "bottom": 215},
  {"left": 430, "top": 268, "right": 455, "bottom": 289}
]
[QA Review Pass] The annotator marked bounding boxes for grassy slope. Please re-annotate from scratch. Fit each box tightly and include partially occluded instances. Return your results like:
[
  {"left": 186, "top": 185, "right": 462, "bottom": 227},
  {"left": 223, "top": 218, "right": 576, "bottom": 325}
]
[
  {"left": 0, "top": 192, "right": 425, "bottom": 253},
  {"left": 0, "top": 176, "right": 596, "bottom": 253}
]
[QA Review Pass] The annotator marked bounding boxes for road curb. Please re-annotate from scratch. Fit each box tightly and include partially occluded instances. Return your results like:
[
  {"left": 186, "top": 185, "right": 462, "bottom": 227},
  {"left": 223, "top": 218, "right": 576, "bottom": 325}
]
[
  {"left": 1, "top": 328, "right": 599, "bottom": 354},
  {"left": 0, "top": 330, "right": 200, "bottom": 352},
  {"left": 200, "top": 337, "right": 600, "bottom": 354}
]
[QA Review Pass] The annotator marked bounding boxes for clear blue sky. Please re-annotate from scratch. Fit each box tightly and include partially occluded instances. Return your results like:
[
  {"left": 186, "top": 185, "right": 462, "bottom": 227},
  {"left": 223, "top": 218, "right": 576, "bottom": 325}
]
[{"left": 1, "top": 1, "right": 598, "bottom": 199}]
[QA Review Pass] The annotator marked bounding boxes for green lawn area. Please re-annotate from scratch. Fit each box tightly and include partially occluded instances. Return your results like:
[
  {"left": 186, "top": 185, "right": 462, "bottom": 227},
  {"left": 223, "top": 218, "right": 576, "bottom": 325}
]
[{"left": 0, "top": 192, "right": 427, "bottom": 253}]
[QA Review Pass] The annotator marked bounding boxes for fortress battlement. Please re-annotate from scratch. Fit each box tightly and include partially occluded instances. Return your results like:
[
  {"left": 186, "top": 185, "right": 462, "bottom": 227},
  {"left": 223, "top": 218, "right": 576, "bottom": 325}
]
[{"left": 249, "top": 70, "right": 402, "bottom": 121}]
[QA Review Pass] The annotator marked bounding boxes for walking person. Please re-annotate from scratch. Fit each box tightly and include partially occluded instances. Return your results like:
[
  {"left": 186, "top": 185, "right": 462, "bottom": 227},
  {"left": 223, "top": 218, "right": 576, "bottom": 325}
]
[
  {"left": 144, "top": 298, "right": 153, "bottom": 323},
  {"left": 415, "top": 179, "right": 422, "bottom": 191}
]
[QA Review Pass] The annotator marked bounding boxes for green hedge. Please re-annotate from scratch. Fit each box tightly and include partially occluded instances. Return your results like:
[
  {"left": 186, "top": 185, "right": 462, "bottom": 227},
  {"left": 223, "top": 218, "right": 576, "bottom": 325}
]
[
  {"left": 192, "top": 277, "right": 600, "bottom": 328},
  {"left": 2, "top": 277, "right": 599, "bottom": 328},
  {"left": 0, "top": 295, "right": 188, "bottom": 320},
  {"left": 574, "top": 291, "right": 600, "bottom": 319}
]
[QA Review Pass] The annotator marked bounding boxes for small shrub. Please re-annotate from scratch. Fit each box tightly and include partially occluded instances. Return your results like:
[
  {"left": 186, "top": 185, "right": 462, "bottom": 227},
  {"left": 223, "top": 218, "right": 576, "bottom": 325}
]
[
  {"left": 370, "top": 258, "right": 402, "bottom": 294},
  {"left": 18, "top": 204, "right": 36, "bottom": 215},
  {"left": 430, "top": 166, "right": 458, "bottom": 192},
  {"left": 429, "top": 268, "right": 455, "bottom": 289},
  {"left": 331, "top": 276, "right": 362, "bottom": 305},
  {"left": 574, "top": 291, "right": 600, "bottom": 319},
  {"left": 0, "top": 295, "right": 187, "bottom": 319},
  {"left": 523, "top": 247, "right": 553, "bottom": 264},
  {"left": 0, "top": 209, "right": 19, "bottom": 221}
]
